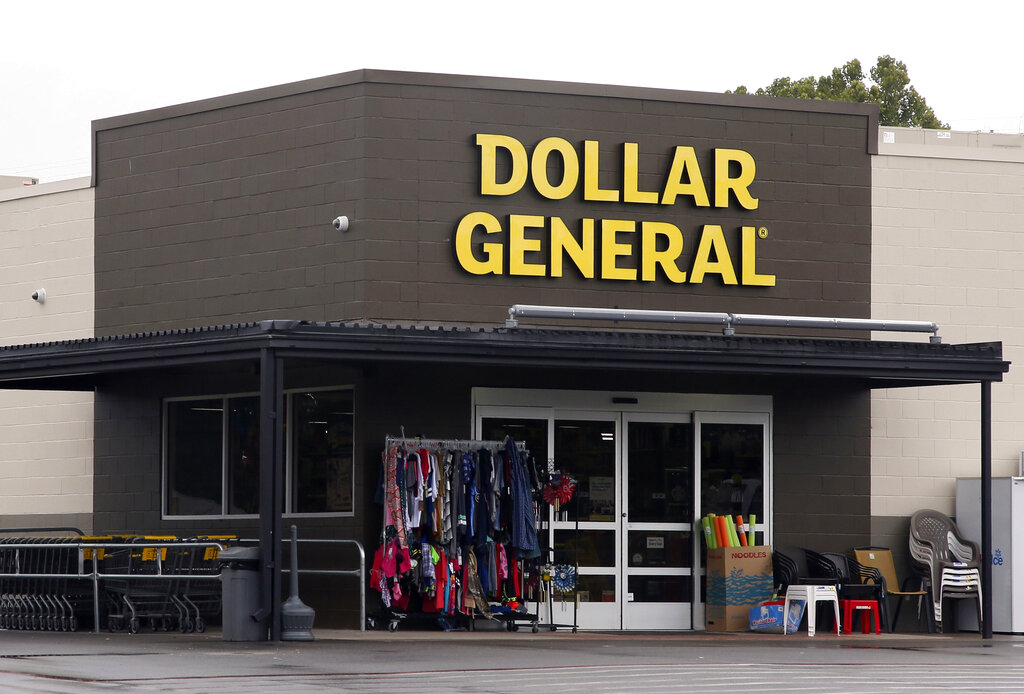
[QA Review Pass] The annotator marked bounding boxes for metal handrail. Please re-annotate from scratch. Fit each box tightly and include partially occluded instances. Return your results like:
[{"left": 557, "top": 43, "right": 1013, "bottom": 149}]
[
  {"left": 240, "top": 537, "right": 366, "bottom": 632},
  {"left": 0, "top": 526, "right": 85, "bottom": 536},
  {"left": 0, "top": 537, "right": 366, "bottom": 634}
]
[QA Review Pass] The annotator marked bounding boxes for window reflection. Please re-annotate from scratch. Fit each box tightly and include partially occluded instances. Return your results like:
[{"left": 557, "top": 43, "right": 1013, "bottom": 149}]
[
  {"left": 574, "top": 575, "right": 615, "bottom": 603},
  {"left": 228, "top": 396, "right": 259, "bottom": 515},
  {"left": 629, "top": 575, "right": 691, "bottom": 603},
  {"left": 292, "top": 390, "right": 354, "bottom": 514},
  {"left": 555, "top": 420, "right": 615, "bottom": 522},
  {"left": 700, "top": 423, "right": 763, "bottom": 520},
  {"left": 480, "top": 418, "right": 548, "bottom": 467},
  {"left": 165, "top": 399, "right": 223, "bottom": 516},
  {"left": 164, "top": 388, "right": 354, "bottom": 516},
  {"left": 628, "top": 422, "right": 692, "bottom": 523}
]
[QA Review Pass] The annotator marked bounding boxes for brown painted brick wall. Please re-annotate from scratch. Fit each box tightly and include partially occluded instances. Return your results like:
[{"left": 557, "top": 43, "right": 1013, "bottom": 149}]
[
  {"left": 773, "top": 378, "right": 871, "bottom": 551},
  {"left": 91, "top": 359, "right": 869, "bottom": 625},
  {"left": 94, "top": 71, "right": 873, "bottom": 336}
]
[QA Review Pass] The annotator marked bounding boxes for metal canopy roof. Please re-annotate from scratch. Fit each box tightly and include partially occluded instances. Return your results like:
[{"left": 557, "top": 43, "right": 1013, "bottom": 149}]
[
  {"left": 0, "top": 319, "right": 1009, "bottom": 389},
  {"left": 0, "top": 318, "right": 1006, "bottom": 639}
]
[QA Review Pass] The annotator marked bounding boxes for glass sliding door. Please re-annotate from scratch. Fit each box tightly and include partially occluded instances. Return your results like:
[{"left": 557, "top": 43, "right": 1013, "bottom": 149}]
[
  {"left": 694, "top": 412, "right": 771, "bottom": 627},
  {"left": 552, "top": 416, "right": 619, "bottom": 630},
  {"left": 697, "top": 413, "right": 768, "bottom": 533},
  {"left": 480, "top": 410, "right": 695, "bottom": 630},
  {"left": 480, "top": 410, "right": 622, "bottom": 630},
  {"left": 480, "top": 414, "right": 549, "bottom": 468},
  {"left": 476, "top": 390, "right": 771, "bottom": 631},
  {"left": 622, "top": 415, "right": 694, "bottom": 629}
]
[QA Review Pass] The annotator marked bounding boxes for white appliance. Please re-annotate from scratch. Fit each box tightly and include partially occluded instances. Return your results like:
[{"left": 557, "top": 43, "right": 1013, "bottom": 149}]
[{"left": 955, "top": 477, "right": 1024, "bottom": 633}]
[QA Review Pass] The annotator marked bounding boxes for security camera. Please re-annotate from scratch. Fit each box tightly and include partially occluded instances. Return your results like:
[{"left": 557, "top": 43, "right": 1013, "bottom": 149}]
[
  {"left": 332, "top": 216, "right": 349, "bottom": 232},
  {"left": 31, "top": 289, "right": 46, "bottom": 303}
]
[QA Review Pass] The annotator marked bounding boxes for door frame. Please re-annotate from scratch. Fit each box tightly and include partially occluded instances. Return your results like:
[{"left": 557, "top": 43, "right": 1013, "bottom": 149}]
[
  {"left": 621, "top": 411, "right": 694, "bottom": 630},
  {"left": 550, "top": 409, "right": 621, "bottom": 630},
  {"left": 473, "top": 388, "right": 772, "bottom": 630},
  {"left": 692, "top": 410, "right": 773, "bottom": 629}
]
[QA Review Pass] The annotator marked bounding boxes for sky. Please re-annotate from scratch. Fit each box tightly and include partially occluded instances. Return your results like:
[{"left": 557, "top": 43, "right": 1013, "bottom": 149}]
[{"left": 4, "top": 1, "right": 1022, "bottom": 183}]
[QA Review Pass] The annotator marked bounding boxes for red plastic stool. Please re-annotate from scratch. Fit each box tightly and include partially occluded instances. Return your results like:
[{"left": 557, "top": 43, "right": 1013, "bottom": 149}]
[{"left": 841, "top": 599, "right": 880, "bottom": 634}]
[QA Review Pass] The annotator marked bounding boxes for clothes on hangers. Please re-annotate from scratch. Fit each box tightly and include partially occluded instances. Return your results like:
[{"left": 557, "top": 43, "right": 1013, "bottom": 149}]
[
  {"left": 507, "top": 436, "right": 540, "bottom": 559},
  {"left": 382, "top": 446, "right": 408, "bottom": 549},
  {"left": 372, "top": 435, "right": 538, "bottom": 623}
]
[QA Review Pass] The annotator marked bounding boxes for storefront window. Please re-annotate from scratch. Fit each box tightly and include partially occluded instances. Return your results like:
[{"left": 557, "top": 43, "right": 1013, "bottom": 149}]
[
  {"left": 480, "top": 418, "right": 548, "bottom": 466},
  {"left": 227, "top": 396, "right": 260, "bottom": 515},
  {"left": 165, "top": 399, "right": 224, "bottom": 516},
  {"left": 575, "top": 575, "right": 615, "bottom": 603},
  {"left": 164, "top": 388, "right": 354, "bottom": 517},
  {"left": 700, "top": 422, "right": 764, "bottom": 520},
  {"left": 291, "top": 389, "right": 354, "bottom": 514},
  {"left": 628, "top": 421, "right": 692, "bottom": 523},
  {"left": 555, "top": 420, "right": 616, "bottom": 522},
  {"left": 629, "top": 575, "right": 691, "bottom": 603}
]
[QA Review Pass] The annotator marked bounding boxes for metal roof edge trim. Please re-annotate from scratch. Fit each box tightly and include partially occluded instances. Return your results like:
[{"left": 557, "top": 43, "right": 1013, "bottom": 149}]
[
  {"left": 0, "top": 321, "right": 1006, "bottom": 356},
  {"left": 90, "top": 69, "right": 877, "bottom": 136},
  {"left": 0, "top": 322, "right": 1007, "bottom": 385}
]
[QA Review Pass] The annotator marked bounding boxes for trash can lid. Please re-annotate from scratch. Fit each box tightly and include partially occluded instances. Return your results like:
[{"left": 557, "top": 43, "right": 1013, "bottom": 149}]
[{"left": 219, "top": 546, "right": 260, "bottom": 562}]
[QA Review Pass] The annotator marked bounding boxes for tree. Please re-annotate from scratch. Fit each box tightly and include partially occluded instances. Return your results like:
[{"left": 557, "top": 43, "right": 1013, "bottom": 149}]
[{"left": 729, "top": 55, "right": 946, "bottom": 129}]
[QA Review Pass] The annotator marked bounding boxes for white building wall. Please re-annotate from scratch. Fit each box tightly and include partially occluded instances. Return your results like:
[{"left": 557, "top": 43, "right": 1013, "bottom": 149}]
[
  {"left": 0, "top": 178, "right": 94, "bottom": 523},
  {"left": 872, "top": 128, "right": 1024, "bottom": 517}
]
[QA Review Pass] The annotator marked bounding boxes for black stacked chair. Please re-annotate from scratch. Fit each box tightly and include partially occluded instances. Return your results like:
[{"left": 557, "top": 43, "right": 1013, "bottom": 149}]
[
  {"left": 772, "top": 546, "right": 842, "bottom": 633},
  {"left": 774, "top": 546, "right": 840, "bottom": 584},
  {"left": 820, "top": 551, "right": 888, "bottom": 632}
]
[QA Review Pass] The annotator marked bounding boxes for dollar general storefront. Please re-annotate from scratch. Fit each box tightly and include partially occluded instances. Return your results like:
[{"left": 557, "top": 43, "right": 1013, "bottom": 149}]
[{"left": 0, "top": 71, "right": 1008, "bottom": 635}]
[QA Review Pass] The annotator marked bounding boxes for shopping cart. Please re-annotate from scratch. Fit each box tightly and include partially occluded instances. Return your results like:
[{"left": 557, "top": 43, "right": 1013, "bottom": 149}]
[
  {"left": 0, "top": 536, "right": 98, "bottom": 631},
  {"left": 170, "top": 536, "right": 232, "bottom": 633},
  {"left": 104, "top": 536, "right": 231, "bottom": 633},
  {"left": 104, "top": 536, "right": 180, "bottom": 634}
]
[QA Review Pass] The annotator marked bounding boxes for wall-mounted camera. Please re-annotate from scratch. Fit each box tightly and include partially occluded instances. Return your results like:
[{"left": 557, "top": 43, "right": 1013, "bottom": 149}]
[
  {"left": 31, "top": 289, "right": 46, "bottom": 304},
  {"left": 332, "top": 216, "right": 349, "bottom": 232}
]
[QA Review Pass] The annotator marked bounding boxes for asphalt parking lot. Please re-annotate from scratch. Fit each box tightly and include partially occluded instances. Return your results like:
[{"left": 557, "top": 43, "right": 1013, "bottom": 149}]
[{"left": 2, "top": 627, "right": 1024, "bottom": 693}]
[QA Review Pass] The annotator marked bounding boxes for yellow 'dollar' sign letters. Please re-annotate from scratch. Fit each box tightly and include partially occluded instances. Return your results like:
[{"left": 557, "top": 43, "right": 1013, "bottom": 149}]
[{"left": 453, "top": 133, "right": 775, "bottom": 286}]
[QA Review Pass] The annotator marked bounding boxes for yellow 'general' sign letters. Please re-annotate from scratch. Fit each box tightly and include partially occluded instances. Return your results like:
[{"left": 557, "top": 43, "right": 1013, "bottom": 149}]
[{"left": 453, "top": 134, "right": 775, "bottom": 287}]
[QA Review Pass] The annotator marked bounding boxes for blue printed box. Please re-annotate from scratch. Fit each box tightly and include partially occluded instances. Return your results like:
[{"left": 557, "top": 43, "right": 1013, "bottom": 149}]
[
  {"left": 749, "top": 599, "right": 805, "bottom": 634},
  {"left": 706, "top": 546, "right": 774, "bottom": 632},
  {"left": 749, "top": 601, "right": 785, "bottom": 633}
]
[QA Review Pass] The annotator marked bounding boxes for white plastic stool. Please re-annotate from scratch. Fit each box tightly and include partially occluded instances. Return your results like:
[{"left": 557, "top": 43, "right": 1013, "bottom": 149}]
[{"left": 783, "top": 584, "right": 841, "bottom": 636}]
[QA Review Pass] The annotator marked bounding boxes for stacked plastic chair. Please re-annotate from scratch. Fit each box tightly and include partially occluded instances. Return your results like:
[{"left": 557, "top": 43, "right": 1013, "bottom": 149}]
[
  {"left": 773, "top": 547, "right": 842, "bottom": 635},
  {"left": 821, "top": 552, "right": 888, "bottom": 632},
  {"left": 909, "top": 509, "right": 982, "bottom": 630}
]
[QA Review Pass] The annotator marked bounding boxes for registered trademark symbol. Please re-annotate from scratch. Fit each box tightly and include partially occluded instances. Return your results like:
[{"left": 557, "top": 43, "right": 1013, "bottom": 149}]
[{"left": 758, "top": 227, "right": 768, "bottom": 239}]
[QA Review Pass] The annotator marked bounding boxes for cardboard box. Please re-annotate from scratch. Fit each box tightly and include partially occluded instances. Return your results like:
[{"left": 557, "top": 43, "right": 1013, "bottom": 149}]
[
  {"left": 705, "top": 545, "right": 774, "bottom": 632},
  {"left": 749, "top": 601, "right": 785, "bottom": 633},
  {"left": 750, "top": 599, "right": 806, "bottom": 634},
  {"left": 785, "top": 599, "right": 807, "bottom": 633}
]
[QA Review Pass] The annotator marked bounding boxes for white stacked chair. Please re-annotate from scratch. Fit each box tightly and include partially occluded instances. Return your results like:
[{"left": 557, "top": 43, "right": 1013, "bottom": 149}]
[
  {"left": 783, "top": 584, "right": 841, "bottom": 636},
  {"left": 909, "top": 509, "right": 982, "bottom": 630}
]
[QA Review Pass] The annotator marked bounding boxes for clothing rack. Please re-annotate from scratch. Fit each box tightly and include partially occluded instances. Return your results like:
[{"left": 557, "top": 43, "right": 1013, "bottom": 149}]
[
  {"left": 385, "top": 436, "right": 528, "bottom": 452},
  {"left": 370, "top": 432, "right": 540, "bottom": 633}
]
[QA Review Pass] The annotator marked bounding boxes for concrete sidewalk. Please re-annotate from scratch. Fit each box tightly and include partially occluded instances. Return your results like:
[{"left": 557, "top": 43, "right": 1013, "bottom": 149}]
[{"left": 1, "top": 627, "right": 1022, "bottom": 693}]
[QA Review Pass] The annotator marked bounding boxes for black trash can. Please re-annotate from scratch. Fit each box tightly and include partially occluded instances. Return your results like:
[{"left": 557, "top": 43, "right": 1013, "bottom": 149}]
[{"left": 219, "top": 546, "right": 265, "bottom": 641}]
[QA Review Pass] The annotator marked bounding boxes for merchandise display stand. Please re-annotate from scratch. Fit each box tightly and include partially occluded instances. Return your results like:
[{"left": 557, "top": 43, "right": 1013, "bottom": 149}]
[
  {"left": 536, "top": 465, "right": 579, "bottom": 633},
  {"left": 370, "top": 434, "right": 538, "bottom": 633},
  {"left": 486, "top": 568, "right": 540, "bottom": 632}
]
